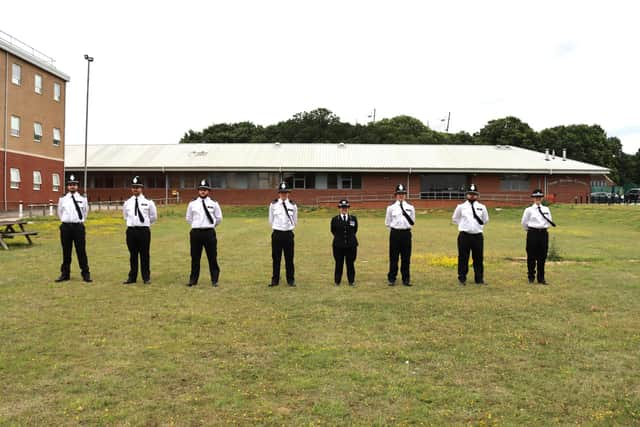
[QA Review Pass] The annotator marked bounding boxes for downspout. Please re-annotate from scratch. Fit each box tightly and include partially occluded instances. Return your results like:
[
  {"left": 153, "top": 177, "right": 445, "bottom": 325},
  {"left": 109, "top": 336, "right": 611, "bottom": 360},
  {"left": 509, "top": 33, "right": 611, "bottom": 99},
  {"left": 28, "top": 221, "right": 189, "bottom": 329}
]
[
  {"left": 407, "top": 167, "right": 412, "bottom": 198},
  {"left": 3, "top": 51, "right": 8, "bottom": 211},
  {"left": 163, "top": 166, "right": 168, "bottom": 204}
]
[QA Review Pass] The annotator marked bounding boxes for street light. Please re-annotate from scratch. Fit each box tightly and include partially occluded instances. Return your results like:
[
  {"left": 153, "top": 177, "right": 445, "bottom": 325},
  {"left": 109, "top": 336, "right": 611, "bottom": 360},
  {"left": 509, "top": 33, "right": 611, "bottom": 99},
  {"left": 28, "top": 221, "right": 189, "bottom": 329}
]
[{"left": 83, "top": 54, "right": 94, "bottom": 198}]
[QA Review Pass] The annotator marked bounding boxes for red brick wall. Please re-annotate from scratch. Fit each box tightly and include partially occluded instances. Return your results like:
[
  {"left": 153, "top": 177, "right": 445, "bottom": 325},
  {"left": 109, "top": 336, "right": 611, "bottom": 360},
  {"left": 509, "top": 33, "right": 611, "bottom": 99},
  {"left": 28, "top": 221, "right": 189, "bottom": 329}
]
[
  {"left": 4, "top": 151, "right": 64, "bottom": 209},
  {"left": 79, "top": 172, "right": 603, "bottom": 207}
]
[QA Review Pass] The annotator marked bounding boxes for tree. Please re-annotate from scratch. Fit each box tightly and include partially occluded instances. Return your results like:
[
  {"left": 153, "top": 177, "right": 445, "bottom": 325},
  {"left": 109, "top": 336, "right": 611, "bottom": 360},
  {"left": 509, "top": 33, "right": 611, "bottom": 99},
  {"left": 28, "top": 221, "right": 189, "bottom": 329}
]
[{"left": 473, "top": 116, "right": 540, "bottom": 150}]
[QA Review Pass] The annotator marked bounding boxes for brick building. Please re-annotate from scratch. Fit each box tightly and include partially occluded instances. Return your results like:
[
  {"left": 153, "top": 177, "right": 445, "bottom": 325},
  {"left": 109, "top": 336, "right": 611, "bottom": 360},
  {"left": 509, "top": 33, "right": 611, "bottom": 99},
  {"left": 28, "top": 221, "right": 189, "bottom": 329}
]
[
  {"left": 64, "top": 143, "right": 609, "bottom": 207},
  {"left": 1, "top": 31, "right": 69, "bottom": 211}
]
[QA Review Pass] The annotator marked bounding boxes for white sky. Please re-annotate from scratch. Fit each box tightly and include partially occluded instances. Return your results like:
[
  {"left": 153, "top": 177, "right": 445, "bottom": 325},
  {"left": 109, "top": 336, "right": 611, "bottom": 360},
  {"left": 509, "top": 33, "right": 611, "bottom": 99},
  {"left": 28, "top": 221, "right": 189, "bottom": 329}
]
[{"left": 3, "top": 0, "right": 640, "bottom": 153}]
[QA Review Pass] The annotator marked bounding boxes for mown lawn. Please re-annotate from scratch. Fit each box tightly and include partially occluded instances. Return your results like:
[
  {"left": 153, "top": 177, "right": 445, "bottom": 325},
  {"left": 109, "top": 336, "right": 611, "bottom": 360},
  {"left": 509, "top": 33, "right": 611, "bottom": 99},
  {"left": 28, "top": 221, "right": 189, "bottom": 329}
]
[{"left": 1, "top": 204, "right": 639, "bottom": 425}]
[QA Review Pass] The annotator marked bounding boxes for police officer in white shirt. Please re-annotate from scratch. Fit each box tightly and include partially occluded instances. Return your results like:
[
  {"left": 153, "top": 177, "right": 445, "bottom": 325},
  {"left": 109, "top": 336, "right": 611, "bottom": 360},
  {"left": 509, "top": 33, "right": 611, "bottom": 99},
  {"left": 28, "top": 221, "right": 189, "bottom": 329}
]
[
  {"left": 186, "top": 179, "right": 223, "bottom": 287},
  {"left": 521, "top": 189, "right": 556, "bottom": 285},
  {"left": 385, "top": 184, "right": 415, "bottom": 286},
  {"left": 269, "top": 182, "right": 298, "bottom": 287},
  {"left": 122, "top": 176, "right": 157, "bottom": 285},
  {"left": 452, "top": 184, "right": 489, "bottom": 286},
  {"left": 55, "top": 174, "right": 92, "bottom": 283}
]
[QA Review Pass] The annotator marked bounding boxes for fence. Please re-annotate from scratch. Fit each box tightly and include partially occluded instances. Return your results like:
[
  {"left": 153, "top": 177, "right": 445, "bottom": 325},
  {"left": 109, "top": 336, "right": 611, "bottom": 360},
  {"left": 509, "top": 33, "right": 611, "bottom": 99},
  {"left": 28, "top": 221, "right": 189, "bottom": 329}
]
[{"left": 21, "top": 197, "right": 180, "bottom": 218}]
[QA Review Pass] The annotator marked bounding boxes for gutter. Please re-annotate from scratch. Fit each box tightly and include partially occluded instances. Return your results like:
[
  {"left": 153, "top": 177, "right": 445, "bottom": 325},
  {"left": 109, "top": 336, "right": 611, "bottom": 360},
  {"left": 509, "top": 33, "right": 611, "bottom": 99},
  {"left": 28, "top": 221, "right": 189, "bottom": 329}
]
[{"left": 3, "top": 50, "right": 8, "bottom": 211}]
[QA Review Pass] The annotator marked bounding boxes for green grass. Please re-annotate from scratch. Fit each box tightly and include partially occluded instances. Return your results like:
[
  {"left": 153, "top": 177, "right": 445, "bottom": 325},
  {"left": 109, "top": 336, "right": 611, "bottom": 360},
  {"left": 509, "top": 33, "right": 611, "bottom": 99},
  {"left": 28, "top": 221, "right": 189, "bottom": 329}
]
[{"left": 1, "top": 204, "right": 639, "bottom": 425}]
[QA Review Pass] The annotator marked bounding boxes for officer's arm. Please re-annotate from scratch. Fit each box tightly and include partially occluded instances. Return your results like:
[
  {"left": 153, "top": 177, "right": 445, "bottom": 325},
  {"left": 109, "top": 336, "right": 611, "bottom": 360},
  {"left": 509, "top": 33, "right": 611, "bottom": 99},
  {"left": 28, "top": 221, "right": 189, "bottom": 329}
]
[
  {"left": 57, "top": 198, "right": 64, "bottom": 220},
  {"left": 149, "top": 201, "right": 158, "bottom": 224},
  {"left": 122, "top": 200, "right": 128, "bottom": 220},
  {"left": 483, "top": 205, "right": 489, "bottom": 224},
  {"left": 185, "top": 203, "right": 193, "bottom": 223},
  {"left": 546, "top": 208, "right": 552, "bottom": 222},
  {"left": 330, "top": 217, "right": 337, "bottom": 235},
  {"left": 214, "top": 203, "right": 222, "bottom": 225},
  {"left": 82, "top": 197, "right": 89, "bottom": 219},
  {"left": 353, "top": 216, "right": 358, "bottom": 234},
  {"left": 410, "top": 205, "right": 416, "bottom": 222},
  {"left": 521, "top": 209, "right": 530, "bottom": 230},
  {"left": 292, "top": 204, "right": 298, "bottom": 225},
  {"left": 385, "top": 207, "right": 392, "bottom": 227},
  {"left": 452, "top": 205, "right": 461, "bottom": 224},
  {"left": 268, "top": 204, "right": 274, "bottom": 225}
]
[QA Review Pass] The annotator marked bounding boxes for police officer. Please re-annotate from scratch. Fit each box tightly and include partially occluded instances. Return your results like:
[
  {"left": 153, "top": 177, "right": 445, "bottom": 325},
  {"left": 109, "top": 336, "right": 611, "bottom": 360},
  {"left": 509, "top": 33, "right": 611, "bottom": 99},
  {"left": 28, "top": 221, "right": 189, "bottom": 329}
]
[
  {"left": 385, "top": 183, "right": 415, "bottom": 286},
  {"left": 122, "top": 176, "right": 157, "bottom": 285},
  {"left": 186, "top": 179, "right": 223, "bottom": 287},
  {"left": 452, "top": 184, "right": 489, "bottom": 286},
  {"left": 521, "top": 189, "right": 556, "bottom": 285},
  {"left": 269, "top": 182, "right": 298, "bottom": 287},
  {"left": 330, "top": 199, "right": 358, "bottom": 286},
  {"left": 55, "top": 174, "right": 92, "bottom": 283}
]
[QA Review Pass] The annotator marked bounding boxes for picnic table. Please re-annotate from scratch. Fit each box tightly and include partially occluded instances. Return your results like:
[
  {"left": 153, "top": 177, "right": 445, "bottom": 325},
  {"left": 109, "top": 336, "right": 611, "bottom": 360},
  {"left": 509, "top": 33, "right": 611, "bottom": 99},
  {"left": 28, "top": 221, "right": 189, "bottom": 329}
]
[{"left": 0, "top": 220, "right": 38, "bottom": 250}]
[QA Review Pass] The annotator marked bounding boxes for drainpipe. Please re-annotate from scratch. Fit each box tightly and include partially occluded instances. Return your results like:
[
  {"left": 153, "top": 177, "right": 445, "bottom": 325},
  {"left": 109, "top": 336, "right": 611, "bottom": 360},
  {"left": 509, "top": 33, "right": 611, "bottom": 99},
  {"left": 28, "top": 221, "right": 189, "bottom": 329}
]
[
  {"left": 407, "top": 168, "right": 412, "bottom": 198},
  {"left": 163, "top": 166, "right": 168, "bottom": 204},
  {"left": 3, "top": 51, "right": 8, "bottom": 211}
]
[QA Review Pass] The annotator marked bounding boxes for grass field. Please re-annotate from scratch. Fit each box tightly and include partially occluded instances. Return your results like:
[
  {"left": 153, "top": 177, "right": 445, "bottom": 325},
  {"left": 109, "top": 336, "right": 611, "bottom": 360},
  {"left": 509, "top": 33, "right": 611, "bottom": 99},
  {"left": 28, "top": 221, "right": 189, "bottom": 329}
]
[{"left": 1, "top": 204, "right": 639, "bottom": 425}]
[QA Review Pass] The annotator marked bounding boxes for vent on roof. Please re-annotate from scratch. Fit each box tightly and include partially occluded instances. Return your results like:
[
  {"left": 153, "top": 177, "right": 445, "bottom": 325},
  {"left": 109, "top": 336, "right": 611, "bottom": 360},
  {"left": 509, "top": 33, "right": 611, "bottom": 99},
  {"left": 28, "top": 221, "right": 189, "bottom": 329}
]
[
  {"left": 495, "top": 145, "right": 512, "bottom": 150},
  {"left": 544, "top": 148, "right": 550, "bottom": 161},
  {"left": 338, "top": 142, "right": 345, "bottom": 148},
  {"left": 274, "top": 141, "right": 281, "bottom": 147},
  {"left": 190, "top": 150, "right": 208, "bottom": 157},
  {"left": 562, "top": 148, "right": 567, "bottom": 161}
]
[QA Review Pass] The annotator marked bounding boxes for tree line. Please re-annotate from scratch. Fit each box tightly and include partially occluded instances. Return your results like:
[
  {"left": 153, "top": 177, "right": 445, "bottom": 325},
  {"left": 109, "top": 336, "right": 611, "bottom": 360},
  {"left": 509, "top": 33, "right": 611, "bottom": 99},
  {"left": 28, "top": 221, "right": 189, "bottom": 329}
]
[{"left": 179, "top": 108, "right": 639, "bottom": 185}]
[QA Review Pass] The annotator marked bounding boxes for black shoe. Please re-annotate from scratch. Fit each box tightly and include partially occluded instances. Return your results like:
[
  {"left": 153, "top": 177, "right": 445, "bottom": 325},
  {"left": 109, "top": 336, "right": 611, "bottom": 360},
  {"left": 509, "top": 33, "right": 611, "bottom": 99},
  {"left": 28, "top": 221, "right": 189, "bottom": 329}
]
[
  {"left": 388, "top": 280, "right": 396, "bottom": 286},
  {"left": 475, "top": 281, "right": 486, "bottom": 286},
  {"left": 212, "top": 281, "right": 218, "bottom": 287},
  {"left": 459, "top": 278, "right": 466, "bottom": 286},
  {"left": 187, "top": 281, "right": 197, "bottom": 287},
  {"left": 268, "top": 282, "right": 279, "bottom": 287},
  {"left": 288, "top": 282, "right": 296, "bottom": 287},
  {"left": 348, "top": 282, "right": 355, "bottom": 287},
  {"left": 402, "top": 282, "right": 412, "bottom": 287},
  {"left": 335, "top": 282, "right": 341, "bottom": 286},
  {"left": 55, "top": 276, "right": 70, "bottom": 283},
  {"left": 83, "top": 276, "right": 93, "bottom": 283},
  {"left": 538, "top": 280, "right": 549, "bottom": 285},
  {"left": 123, "top": 279, "right": 136, "bottom": 285},
  {"left": 143, "top": 280, "right": 151, "bottom": 285},
  {"left": 528, "top": 278, "right": 535, "bottom": 284}
]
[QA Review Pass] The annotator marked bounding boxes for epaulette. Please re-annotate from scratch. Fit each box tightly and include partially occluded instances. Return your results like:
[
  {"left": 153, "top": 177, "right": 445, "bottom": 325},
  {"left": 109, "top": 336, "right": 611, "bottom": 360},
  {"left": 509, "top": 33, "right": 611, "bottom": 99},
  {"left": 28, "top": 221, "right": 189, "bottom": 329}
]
[
  {"left": 192, "top": 197, "right": 198, "bottom": 201},
  {"left": 211, "top": 199, "right": 217, "bottom": 203},
  {"left": 289, "top": 200, "right": 296, "bottom": 205},
  {"left": 272, "top": 199, "right": 279, "bottom": 204}
]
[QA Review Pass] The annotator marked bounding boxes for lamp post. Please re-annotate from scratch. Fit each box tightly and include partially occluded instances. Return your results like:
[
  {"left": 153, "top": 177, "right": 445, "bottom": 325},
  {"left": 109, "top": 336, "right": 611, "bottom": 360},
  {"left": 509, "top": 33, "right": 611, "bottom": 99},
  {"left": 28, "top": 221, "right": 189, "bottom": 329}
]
[{"left": 83, "top": 54, "right": 94, "bottom": 198}]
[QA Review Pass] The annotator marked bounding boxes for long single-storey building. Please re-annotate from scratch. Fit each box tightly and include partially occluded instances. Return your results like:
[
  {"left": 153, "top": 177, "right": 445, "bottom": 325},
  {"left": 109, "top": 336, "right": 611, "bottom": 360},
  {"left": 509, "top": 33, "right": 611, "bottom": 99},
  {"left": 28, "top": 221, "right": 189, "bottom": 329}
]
[{"left": 64, "top": 143, "right": 609, "bottom": 207}]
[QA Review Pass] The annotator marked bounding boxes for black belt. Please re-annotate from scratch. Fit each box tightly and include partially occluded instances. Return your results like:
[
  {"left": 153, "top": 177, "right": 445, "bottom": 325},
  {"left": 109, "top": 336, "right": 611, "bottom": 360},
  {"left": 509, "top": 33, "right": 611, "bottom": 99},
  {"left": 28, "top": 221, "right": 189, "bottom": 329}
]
[
  {"left": 192, "top": 228, "right": 215, "bottom": 231},
  {"left": 273, "top": 229, "right": 293, "bottom": 233},
  {"left": 128, "top": 226, "right": 149, "bottom": 230},
  {"left": 460, "top": 231, "right": 482, "bottom": 235},
  {"left": 62, "top": 222, "right": 83, "bottom": 225},
  {"left": 527, "top": 227, "right": 548, "bottom": 232},
  {"left": 390, "top": 228, "right": 411, "bottom": 232}
]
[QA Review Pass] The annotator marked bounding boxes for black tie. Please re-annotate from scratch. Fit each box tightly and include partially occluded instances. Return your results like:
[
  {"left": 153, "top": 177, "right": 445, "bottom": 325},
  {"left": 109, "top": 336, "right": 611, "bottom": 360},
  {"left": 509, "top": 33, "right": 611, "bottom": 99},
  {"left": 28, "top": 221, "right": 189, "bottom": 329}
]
[
  {"left": 343, "top": 215, "right": 347, "bottom": 222},
  {"left": 399, "top": 201, "right": 415, "bottom": 226},
  {"left": 470, "top": 200, "right": 484, "bottom": 225},
  {"left": 537, "top": 206, "right": 556, "bottom": 227},
  {"left": 282, "top": 200, "right": 294, "bottom": 225},
  {"left": 202, "top": 198, "right": 214, "bottom": 224},
  {"left": 135, "top": 197, "right": 145, "bottom": 223},
  {"left": 71, "top": 194, "right": 83, "bottom": 220}
]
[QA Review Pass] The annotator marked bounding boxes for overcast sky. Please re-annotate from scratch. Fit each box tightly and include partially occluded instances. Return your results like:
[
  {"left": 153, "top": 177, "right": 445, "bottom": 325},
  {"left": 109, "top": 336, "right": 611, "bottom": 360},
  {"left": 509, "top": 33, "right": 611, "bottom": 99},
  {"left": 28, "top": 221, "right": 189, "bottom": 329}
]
[{"left": 3, "top": 0, "right": 640, "bottom": 153}]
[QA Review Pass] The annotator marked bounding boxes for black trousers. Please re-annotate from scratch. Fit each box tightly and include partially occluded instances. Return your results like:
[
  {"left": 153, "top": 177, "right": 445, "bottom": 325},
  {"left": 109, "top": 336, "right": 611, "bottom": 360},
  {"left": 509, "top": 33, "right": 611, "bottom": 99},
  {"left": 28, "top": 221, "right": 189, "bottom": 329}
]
[
  {"left": 272, "top": 230, "right": 294, "bottom": 285},
  {"left": 59, "top": 223, "right": 90, "bottom": 278},
  {"left": 190, "top": 228, "right": 220, "bottom": 283},
  {"left": 333, "top": 246, "right": 357, "bottom": 284},
  {"left": 457, "top": 231, "right": 484, "bottom": 283},
  {"left": 126, "top": 227, "right": 151, "bottom": 281},
  {"left": 388, "top": 229, "right": 411, "bottom": 283},
  {"left": 526, "top": 228, "right": 548, "bottom": 282}
]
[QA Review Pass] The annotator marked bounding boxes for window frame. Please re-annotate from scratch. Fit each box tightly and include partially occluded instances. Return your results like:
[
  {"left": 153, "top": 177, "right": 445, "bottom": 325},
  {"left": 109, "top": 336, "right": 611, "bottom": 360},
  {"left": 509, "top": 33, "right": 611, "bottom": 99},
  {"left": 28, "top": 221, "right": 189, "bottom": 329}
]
[
  {"left": 53, "top": 82, "right": 61, "bottom": 102},
  {"left": 11, "top": 63, "right": 21, "bottom": 85},
  {"left": 52, "top": 173, "right": 61, "bottom": 192},
  {"left": 34, "top": 122, "right": 43, "bottom": 142},
  {"left": 53, "top": 128, "right": 61, "bottom": 146},
  {"left": 10, "top": 168, "right": 21, "bottom": 189},
  {"left": 10, "top": 115, "right": 21, "bottom": 137},
  {"left": 35, "top": 74, "right": 43, "bottom": 94},
  {"left": 33, "top": 170, "right": 42, "bottom": 191}
]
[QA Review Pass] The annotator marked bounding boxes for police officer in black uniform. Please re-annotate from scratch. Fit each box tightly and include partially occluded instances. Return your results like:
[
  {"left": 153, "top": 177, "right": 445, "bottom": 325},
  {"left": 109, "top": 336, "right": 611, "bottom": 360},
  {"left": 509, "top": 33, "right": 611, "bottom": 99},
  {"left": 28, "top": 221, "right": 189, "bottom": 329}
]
[
  {"left": 330, "top": 199, "right": 358, "bottom": 286},
  {"left": 269, "top": 182, "right": 298, "bottom": 287},
  {"left": 55, "top": 174, "right": 92, "bottom": 283}
]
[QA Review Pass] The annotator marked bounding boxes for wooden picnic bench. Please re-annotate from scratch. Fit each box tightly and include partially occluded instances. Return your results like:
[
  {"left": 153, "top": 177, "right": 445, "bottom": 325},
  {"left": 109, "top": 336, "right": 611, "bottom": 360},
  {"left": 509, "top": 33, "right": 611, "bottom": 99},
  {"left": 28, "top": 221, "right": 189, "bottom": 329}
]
[{"left": 0, "top": 220, "right": 38, "bottom": 250}]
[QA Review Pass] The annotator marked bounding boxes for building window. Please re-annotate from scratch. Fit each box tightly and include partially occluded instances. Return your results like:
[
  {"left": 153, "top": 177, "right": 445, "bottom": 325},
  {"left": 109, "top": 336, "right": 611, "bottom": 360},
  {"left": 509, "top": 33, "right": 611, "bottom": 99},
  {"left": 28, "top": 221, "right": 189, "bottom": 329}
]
[
  {"left": 12, "top": 64, "right": 21, "bottom": 85},
  {"left": 33, "top": 171, "right": 42, "bottom": 191},
  {"left": 327, "top": 173, "right": 361, "bottom": 189},
  {"left": 10, "top": 168, "right": 21, "bottom": 189},
  {"left": 53, "top": 83, "right": 61, "bottom": 102},
  {"left": 35, "top": 74, "right": 43, "bottom": 94},
  {"left": 34, "top": 122, "right": 43, "bottom": 142},
  {"left": 53, "top": 128, "right": 61, "bottom": 146},
  {"left": 501, "top": 174, "right": 530, "bottom": 191},
  {"left": 10, "top": 116, "right": 21, "bottom": 137},
  {"left": 52, "top": 173, "right": 61, "bottom": 192}
]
